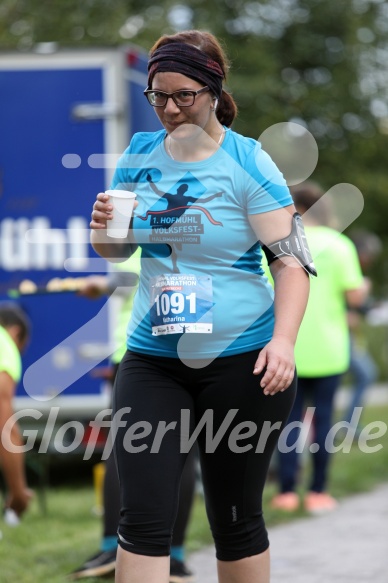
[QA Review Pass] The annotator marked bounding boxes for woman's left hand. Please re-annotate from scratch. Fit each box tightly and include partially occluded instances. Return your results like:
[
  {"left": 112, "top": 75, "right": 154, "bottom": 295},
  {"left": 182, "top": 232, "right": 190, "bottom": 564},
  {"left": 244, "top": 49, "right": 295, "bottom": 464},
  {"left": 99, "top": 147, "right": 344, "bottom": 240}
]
[{"left": 252, "top": 336, "right": 295, "bottom": 396}]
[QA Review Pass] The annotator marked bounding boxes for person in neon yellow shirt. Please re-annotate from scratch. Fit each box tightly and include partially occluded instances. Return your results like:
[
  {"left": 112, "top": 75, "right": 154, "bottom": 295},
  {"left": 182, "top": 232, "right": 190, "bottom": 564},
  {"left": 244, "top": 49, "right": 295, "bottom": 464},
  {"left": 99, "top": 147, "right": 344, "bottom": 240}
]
[
  {"left": 73, "top": 249, "right": 196, "bottom": 581},
  {"left": 71, "top": 252, "right": 141, "bottom": 579},
  {"left": 0, "top": 303, "right": 33, "bottom": 519},
  {"left": 270, "top": 181, "right": 369, "bottom": 514}
]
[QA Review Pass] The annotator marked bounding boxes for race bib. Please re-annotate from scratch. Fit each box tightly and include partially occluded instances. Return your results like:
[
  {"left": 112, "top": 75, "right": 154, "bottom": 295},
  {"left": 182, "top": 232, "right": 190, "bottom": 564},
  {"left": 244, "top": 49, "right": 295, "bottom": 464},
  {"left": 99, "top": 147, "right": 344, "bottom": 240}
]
[{"left": 150, "top": 274, "right": 213, "bottom": 336}]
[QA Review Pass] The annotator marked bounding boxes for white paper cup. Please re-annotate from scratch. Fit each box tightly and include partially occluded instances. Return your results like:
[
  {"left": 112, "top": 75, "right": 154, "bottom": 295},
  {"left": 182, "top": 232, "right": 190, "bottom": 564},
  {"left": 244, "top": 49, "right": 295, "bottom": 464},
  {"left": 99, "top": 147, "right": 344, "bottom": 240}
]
[{"left": 105, "top": 190, "right": 137, "bottom": 238}]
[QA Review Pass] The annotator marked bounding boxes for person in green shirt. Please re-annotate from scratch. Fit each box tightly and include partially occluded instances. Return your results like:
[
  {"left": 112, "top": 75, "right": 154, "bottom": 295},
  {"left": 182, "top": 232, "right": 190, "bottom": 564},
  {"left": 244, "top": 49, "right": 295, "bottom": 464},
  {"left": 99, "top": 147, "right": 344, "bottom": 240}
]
[
  {"left": 0, "top": 303, "right": 33, "bottom": 519},
  {"left": 270, "top": 181, "right": 369, "bottom": 514},
  {"left": 72, "top": 249, "right": 196, "bottom": 582}
]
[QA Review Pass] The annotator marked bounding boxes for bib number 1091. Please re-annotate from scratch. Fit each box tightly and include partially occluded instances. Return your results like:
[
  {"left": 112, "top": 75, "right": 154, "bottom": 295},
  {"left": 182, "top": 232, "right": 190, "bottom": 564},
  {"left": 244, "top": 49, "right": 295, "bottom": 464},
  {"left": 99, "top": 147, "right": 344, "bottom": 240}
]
[{"left": 154, "top": 292, "right": 196, "bottom": 316}]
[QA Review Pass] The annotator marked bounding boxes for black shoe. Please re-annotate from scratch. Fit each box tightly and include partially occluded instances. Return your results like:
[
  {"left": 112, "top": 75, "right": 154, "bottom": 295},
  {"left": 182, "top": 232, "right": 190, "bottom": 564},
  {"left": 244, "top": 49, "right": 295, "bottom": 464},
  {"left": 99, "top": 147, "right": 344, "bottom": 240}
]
[
  {"left": 69, "top": 549, "right": 117, "bottom": 580},
  {"left": 170, "top": 558, "right": 195, "bottom": 583}
]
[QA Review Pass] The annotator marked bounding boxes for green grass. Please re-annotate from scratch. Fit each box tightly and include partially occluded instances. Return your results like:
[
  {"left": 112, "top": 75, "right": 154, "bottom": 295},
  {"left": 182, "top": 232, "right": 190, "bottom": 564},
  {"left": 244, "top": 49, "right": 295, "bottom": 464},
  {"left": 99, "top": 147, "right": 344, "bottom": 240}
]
[{"left": 1, "top": 405, "right": 387, "bottom": 582}]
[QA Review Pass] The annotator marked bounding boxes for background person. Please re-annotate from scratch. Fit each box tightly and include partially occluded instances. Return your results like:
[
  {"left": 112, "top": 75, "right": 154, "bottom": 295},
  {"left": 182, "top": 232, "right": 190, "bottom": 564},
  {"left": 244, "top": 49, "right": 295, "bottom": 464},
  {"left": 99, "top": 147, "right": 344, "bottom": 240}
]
[
  {"left": 89, "top": 29, "right": 311, "bottom": 583},
  {"left": 270, "top": 181, "right": 369, "bottom": 514},
  {"left": 70, "top": 250, "right": 196, "bottom": 582},
  {"left": 343, "top": 229, "right": 382, "bottom": 436},
  {"left": 0, "top": 303, "right": 33, "bottom": 520}
]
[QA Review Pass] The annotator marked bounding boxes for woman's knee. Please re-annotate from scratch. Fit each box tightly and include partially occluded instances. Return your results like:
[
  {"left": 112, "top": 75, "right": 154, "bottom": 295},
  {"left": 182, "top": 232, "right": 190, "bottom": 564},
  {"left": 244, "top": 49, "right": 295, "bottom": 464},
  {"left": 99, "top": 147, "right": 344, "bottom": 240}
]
[
  {"left": 117, "top": 519, "right": 172, "bottom": 557},
  {"left": 212, "top": 514, "right": 269, "bottom": 561}
]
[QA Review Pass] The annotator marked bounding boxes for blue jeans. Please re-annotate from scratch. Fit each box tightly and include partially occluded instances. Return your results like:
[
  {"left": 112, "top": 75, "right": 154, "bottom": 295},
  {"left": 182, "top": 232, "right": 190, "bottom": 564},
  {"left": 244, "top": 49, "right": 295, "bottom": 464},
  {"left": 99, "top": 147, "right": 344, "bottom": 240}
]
[
  {"left": 344, "top": 345, "right": 377, "bottom": 427},
  {"left": 277, "top": 374, "right": 341, "bottom": 493}
]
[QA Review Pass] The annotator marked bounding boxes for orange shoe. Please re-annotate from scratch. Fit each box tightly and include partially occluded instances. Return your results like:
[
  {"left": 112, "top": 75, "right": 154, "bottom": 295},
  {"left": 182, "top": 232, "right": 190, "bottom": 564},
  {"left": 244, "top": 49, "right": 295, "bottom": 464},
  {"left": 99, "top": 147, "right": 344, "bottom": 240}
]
[
  {"left": 270, "top": 492, "right": 300, "bottom": 512},
  {"left": 304, "top": 492, "right": 338, "bottom": 514}
]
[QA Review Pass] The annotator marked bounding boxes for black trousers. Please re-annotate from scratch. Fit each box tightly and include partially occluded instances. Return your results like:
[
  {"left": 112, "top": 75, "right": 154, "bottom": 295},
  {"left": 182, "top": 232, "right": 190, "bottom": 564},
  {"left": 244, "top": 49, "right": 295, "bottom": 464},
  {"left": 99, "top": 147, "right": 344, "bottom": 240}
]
[
  {"left": 103, "top": 367, "right": 196, "bottom": 548},
  {"left": 113, "top": 349, "right": 296, "bottom": 561}
]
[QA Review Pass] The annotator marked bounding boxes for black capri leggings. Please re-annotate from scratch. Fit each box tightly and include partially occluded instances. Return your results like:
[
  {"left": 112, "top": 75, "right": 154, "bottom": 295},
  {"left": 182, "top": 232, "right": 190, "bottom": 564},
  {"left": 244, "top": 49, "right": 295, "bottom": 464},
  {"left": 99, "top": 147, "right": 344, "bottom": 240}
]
[{"left": 113, "top": 349, "right": 296, "bottom": 561}]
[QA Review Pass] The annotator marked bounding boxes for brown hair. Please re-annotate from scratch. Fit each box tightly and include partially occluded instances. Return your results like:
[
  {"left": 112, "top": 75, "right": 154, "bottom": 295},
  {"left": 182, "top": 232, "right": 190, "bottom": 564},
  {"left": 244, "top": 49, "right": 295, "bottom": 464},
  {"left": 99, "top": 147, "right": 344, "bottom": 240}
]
[
  {"left": 0, "top": 302, "right": 30, "bottom": 346},
  {"left": 290, "top": 181, "right": 333, "bottom": 227},
  {"left": 149, "top": 30, "right": 238, "bottom": 127}
]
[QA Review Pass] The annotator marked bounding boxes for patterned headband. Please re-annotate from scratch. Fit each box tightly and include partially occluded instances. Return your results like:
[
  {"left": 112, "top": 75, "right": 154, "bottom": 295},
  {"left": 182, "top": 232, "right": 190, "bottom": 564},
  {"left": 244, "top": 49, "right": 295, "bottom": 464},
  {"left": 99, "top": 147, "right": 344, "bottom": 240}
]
[{"left": 148, "top": 42, "right": 224, "bottom": 98}]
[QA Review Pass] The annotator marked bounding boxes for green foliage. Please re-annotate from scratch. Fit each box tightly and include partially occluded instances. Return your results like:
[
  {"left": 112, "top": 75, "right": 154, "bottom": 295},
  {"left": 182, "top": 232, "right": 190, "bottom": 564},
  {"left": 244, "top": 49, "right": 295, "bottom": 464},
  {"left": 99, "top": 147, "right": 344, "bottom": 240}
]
[
  {"left": 1, "top": 0, "right": 387, "bottom": 290},
  {"left": 363, "top": 322, "right": 388, "bottom": 382}
]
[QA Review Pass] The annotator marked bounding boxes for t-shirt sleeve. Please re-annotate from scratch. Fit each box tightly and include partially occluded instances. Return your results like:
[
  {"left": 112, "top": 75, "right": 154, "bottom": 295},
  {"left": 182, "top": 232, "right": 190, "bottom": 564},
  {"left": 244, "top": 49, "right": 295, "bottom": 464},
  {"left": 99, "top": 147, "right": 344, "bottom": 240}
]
[
  {"left": 109, "top": 139, "right": 138, "bottom": 191},
  {"left": 336, "top": 235, "right": 364, "bottom": 290},
  {"left": 244, "top": 145, "right": 293, "bottom": 214}
]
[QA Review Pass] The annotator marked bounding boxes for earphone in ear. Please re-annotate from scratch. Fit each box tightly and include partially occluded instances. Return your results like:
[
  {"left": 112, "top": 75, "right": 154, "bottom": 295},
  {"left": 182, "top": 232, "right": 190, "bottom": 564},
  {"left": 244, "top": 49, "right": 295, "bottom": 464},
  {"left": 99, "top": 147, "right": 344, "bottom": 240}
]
[{"left": 213, "top": 98, "right": 219, "bottom": 111}]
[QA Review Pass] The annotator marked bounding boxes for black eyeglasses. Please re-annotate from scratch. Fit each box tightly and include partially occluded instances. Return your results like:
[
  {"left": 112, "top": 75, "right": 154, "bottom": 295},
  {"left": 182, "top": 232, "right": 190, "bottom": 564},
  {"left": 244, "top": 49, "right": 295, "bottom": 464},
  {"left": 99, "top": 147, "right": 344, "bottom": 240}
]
[{"left": 143, "top": 86, "right": 210, "bottom": 107}]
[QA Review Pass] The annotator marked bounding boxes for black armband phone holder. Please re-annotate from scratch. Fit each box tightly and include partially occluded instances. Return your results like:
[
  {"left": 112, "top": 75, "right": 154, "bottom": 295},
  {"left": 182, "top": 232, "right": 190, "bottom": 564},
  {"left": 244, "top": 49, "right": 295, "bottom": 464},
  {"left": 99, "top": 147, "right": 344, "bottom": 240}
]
[{"left": 261, "top": 212, "right": 317, "bottom": 277}]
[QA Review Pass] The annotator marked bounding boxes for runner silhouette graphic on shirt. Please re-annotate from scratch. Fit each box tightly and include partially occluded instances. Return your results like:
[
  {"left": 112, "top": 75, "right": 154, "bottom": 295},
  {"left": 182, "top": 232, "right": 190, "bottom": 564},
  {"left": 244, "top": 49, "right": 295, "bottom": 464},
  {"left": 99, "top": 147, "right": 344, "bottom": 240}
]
[{"left": 146, "top": 173, "right": 223, "bottom": 272}]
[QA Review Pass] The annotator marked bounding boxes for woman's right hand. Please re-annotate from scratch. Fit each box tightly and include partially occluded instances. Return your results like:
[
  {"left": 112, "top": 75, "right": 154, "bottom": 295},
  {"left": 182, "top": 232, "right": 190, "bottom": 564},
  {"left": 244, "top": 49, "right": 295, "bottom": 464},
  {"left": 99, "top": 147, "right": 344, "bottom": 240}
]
[
  {"left": 90, "top": 192, "right": 113, "bottom": 230},
  {"left": 7, "top": 487, "right": 34, "bottom": 517},
  {"left": 90, "top": 192, "right": 139, "bottom": 261},
  {"left": 90, "top": 192, "right": 139, "bottom": 231}
]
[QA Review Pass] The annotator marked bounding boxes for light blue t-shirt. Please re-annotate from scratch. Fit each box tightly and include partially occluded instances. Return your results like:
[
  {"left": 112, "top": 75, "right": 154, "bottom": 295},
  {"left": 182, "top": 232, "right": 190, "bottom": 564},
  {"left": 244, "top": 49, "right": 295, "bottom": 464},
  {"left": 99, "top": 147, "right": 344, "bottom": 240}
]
[{"left": 110, "top": 129, "right": 293, "bottom": 359}]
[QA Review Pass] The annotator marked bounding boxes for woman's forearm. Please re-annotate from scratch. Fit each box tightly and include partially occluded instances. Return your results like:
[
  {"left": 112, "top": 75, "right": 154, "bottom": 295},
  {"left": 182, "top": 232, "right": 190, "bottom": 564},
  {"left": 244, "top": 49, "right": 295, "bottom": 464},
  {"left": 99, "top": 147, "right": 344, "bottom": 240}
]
[
  {"left": 271, "top": 258, "right": 310, "bottom": 344},
  {"left": 90, "top": 230, "right": 137, "bottom": 263}
]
